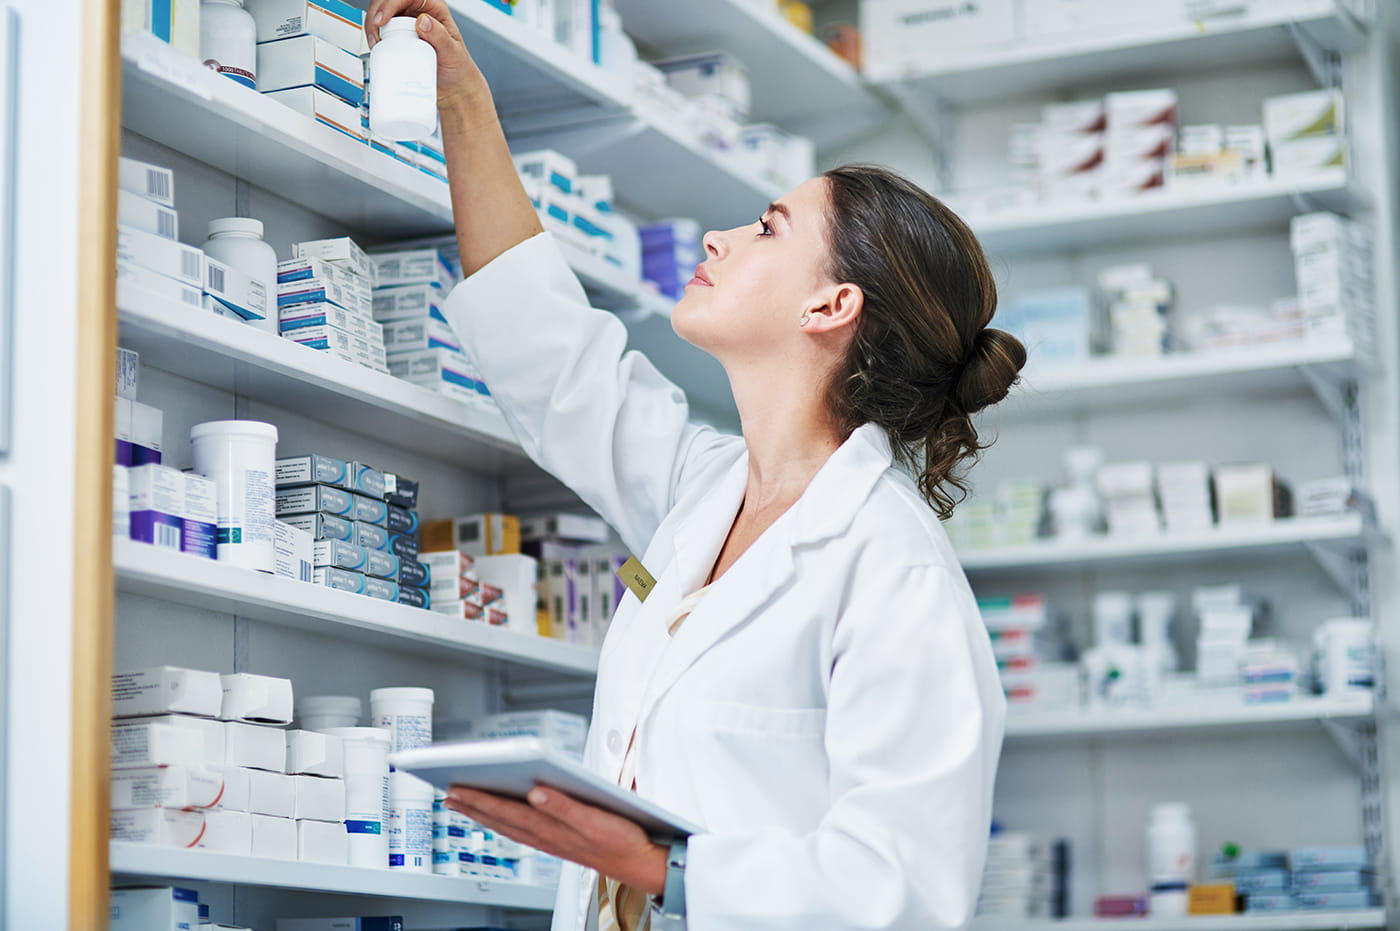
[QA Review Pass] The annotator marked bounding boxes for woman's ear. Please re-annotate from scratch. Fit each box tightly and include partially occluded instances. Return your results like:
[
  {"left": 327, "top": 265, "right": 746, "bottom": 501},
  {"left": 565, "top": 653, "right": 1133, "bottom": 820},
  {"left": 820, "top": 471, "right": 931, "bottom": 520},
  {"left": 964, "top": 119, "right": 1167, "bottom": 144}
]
[{"left": 801, "top": 282, "right": 864, "bottom": 333}]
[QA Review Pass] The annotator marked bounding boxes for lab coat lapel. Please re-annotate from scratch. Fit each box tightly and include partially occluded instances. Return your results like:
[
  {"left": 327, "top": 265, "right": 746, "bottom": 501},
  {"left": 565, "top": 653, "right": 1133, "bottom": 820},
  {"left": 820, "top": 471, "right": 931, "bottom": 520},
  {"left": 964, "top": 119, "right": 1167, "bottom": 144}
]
[{"left": 634, "top": 423, "right": 895, "bottom": 724}]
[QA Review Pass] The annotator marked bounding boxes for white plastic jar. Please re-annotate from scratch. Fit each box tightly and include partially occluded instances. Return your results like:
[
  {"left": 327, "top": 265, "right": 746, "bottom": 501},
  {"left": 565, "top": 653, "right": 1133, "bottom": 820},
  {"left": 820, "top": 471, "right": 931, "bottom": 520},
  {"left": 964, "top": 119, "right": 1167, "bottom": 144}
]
[
  {"left": 369, "top": 17, "right": 437, "bottom": 141},
  {"left": 1147, "top": 803, "right": 1195, "bottom": 917},
  {"left": 299, "top": 695, "right": 363, "bottom": 731},
  {"left": 322, "top": 727, "right": 392, "bottom": 868},
  {"left": 190, "top": 420, "right": 278, "bottom": 572},
  {"left": 388, "top": 771, "right": 434, "bottom": 872},
  {"left": 204, "top": 218, "right": 279, "bottom": 334},
  {"left": 1316, "top": 618, "right": 1376, "bottom": 693},
  {"left": 370, "top": 687, "right": 434, "bottom": 753},
  {"left": 199, "top": 0, "right": 257, "bottom": 89}
]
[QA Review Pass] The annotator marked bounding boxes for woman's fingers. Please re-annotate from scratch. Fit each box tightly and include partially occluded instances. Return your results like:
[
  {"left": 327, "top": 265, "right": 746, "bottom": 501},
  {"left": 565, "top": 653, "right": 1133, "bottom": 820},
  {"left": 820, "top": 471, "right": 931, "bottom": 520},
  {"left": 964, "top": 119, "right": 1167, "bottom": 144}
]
[{"left": 365, "top": 0, "right": 455, "bottom": 47}]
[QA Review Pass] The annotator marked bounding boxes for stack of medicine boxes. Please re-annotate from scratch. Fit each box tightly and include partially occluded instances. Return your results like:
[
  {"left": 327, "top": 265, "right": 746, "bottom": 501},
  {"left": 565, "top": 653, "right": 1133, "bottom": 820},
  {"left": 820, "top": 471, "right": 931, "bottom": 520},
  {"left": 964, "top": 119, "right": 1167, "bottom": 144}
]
[
  {"left": 1210, "top": 846, "right": 1380, "bottom": 912},
  {"left": 1291, "top": 211, "right": 1376, "bottom": 349},
  {"left": 251, "top": 0, "right": 369, "bottom": 145},
  {"left": 514, "top": 150, "right": 641, "bottom": 289},
  {"left": 110, "top": 887, "right": 258, "bottom": 931},
  {"left": 281, "top": 237, "right": 388, "bottom": 372},
  {"left": 115, "top": 348, "right": 219, "bottom": 562},
  {"left": 979, "top": 595, "right": 1047, "bottom": 707},
  {"left": 111, "top": 667, "right": 349, "bottom": 865},
  {"left": 275, "top": 454, "right": 430, "bottom": 608},
  {"left": 117, "top": 154, "right": 271, "bottom": 327},
  {"left": 372, "top": 246, "right": 486, "bottom": 402}
]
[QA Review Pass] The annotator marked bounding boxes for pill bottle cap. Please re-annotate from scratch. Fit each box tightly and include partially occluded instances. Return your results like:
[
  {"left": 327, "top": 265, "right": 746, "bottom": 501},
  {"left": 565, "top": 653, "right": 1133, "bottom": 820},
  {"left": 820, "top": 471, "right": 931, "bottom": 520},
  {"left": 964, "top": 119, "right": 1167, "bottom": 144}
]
[
  {"left": 300, "top": 695, "right": 364, "bottom": 717},
  {"left": 208, "top": 217, "right": 264, "bottom": 239},
  {"left": 383, "top": 16, "right": 421, "bottom": 37}
]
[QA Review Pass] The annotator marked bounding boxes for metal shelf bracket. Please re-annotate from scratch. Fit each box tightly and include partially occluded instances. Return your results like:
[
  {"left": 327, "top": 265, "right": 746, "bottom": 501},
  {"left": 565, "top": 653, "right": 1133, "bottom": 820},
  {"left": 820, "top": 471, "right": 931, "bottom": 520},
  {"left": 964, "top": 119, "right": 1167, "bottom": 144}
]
[{"left": 1287, "top": 19, "right": 1344, "bottom": 89}]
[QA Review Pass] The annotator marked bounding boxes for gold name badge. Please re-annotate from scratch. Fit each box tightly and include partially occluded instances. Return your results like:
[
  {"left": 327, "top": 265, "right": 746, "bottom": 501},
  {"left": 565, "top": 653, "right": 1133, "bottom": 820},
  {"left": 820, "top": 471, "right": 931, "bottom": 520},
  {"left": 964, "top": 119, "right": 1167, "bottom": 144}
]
[{"left": 617, "top": 556, "right": 656, "bottom": 603}]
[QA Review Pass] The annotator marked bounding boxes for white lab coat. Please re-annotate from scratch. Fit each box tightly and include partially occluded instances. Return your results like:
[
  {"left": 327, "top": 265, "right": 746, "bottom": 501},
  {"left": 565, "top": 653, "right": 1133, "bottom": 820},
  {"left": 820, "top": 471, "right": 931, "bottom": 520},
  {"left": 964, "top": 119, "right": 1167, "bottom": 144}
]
[{"left": 444, "top": 233, "right": 1007, "bottom": 931}]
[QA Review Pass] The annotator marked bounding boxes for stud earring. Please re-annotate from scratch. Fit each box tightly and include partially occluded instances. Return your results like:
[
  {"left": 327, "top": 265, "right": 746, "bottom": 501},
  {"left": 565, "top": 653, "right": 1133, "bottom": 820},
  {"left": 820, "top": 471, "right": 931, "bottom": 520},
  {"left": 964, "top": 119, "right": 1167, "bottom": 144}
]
[{"left": 799, "top": 313, "right": 811, "bottom": 327}]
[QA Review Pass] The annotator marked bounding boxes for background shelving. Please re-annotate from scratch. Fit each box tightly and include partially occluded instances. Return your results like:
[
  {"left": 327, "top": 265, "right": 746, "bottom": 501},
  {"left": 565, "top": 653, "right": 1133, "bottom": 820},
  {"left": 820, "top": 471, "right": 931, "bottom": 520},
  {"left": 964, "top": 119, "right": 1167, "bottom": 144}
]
[{"left": 969, "top": 912, "right": 1387, "bottom": 931}]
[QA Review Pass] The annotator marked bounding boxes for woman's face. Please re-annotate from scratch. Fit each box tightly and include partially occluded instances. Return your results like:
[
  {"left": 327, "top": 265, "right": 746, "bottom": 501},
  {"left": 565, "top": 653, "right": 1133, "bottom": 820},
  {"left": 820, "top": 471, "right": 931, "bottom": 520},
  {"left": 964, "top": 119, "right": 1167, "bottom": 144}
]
[{"left": 670, "top": 177, "right": 835, "bottom": 364}]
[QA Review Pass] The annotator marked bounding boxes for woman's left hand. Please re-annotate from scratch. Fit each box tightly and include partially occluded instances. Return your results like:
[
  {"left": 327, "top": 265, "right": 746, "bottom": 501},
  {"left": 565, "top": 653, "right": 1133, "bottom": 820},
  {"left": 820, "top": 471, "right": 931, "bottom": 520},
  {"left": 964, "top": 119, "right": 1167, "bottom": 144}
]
[{"left": 447, "top": 785, "right": 669, "bottom": 895}]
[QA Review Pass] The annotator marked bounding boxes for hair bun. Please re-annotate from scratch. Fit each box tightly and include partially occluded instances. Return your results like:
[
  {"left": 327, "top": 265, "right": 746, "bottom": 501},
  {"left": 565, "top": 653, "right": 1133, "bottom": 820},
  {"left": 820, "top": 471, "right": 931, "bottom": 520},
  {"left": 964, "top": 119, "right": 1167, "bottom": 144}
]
[{"left": 955, "top": 328, "right": 1027, "bottom": 413}]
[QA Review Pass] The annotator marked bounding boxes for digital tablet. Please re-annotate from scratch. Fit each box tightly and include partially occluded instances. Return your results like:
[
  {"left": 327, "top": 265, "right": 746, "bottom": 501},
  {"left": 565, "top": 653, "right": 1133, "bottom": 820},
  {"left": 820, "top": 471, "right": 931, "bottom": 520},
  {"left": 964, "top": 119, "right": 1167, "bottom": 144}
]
[{"left": 389, "top": 737, "right": 701, "bottom": 843}]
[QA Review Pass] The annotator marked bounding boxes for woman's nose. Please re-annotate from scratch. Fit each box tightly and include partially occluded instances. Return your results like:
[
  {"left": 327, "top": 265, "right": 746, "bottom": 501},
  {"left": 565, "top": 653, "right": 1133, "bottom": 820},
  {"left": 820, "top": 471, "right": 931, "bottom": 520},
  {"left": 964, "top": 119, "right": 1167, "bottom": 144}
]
[{"left": 703, "top": 229, "right": 725, "bottom": 259}]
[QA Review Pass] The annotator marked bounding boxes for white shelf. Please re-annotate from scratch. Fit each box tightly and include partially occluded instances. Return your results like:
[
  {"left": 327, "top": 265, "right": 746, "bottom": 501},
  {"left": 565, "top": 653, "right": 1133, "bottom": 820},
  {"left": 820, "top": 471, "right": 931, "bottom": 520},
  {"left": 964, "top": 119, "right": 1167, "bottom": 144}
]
[
  {"left": 109, "top": 842, "right": 556, "bottom": 909},
  {"left": 114, "top": 540, "right": 600, "bottom": 676},
  {"left": 880, "top": 0, "right": 1366, "bottom": 104},
  {"left": 959, "top": 515, "right": 1366, "bottom": 573},
  {"left": 996, "top": 338, "right": 1359, "bottom": 420},
  {"left": 961, "top": 170, "right": 1355, "bottom": 257},
  {"left": 972, "top": 912, "right": 1386, "bottom": 931},
  {"left": 1005, "top": 693, "right": 1375, "bottom": 740},
  {"left": 612, "top": 0, "right": 888, "bottom": 149},
  {"left": 116, "top": 286, "right": 528, "bottom": 474}
]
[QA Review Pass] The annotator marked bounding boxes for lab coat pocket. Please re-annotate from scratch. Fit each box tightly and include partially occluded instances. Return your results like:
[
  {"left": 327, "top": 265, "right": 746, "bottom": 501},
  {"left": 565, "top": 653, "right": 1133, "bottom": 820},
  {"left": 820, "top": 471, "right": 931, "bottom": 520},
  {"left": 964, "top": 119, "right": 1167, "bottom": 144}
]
[{"left": 681, "top": 700, "right": 827, "bottom": 739}]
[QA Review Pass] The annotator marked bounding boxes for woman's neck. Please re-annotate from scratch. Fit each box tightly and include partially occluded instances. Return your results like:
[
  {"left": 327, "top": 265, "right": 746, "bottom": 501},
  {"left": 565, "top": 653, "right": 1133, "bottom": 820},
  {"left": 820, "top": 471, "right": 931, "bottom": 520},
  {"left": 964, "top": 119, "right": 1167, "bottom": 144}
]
[{"left": 730, "top": 367, "right": 846, "bottom": 513}]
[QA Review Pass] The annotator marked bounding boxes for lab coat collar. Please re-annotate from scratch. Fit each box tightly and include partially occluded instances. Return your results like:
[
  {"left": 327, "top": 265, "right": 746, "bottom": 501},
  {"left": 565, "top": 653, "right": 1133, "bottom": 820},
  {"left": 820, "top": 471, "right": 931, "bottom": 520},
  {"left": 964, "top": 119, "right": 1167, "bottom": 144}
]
[{"left": 630, "top": 422, "right": 895, "bottom": 741}]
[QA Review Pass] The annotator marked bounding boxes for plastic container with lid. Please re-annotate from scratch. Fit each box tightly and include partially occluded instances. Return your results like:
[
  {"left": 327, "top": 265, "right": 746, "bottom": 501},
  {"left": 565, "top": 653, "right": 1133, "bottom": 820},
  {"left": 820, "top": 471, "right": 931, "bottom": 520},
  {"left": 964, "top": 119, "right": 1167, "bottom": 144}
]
[
  {"left": 322, "top": 727, "right": 392, "bottom": 868},
  {"left": 199, "top": 0, "right": 256, "bottom": 89},
  {"left": 1147, "top": 802, "right": 1196, "bottom": 888},
  {"left": 1315, "top": 618, "right": 1376, "bottom": 694},
  {"left": 370, "top": 687, "right": 434, "bottom": 753},
  {"left": 190, "top": 420, "right": 278, "bottom": 572},
  {"left": 204, "top": 218, "right": 278, "bottom": 334},
  {"left": 368, "top": 17, "right": 437, "bottom": 141},
  {"left": 388, "top": 771, "right": 434, "bottom": 872},
  {"left": 299, "top": 695, "right": 364, "bottom": 731}
]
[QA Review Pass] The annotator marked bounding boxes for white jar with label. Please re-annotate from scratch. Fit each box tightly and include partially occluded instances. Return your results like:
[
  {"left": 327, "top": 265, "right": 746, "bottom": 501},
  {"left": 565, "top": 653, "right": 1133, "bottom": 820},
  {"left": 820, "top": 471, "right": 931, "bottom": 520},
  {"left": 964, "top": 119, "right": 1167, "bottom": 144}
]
[
  {"left": 190, "top": 420, "right": 278, "bottom": 572},
  {"left": 369, "top": 17, "right": 437, "bottom": 141},
  {"left": 204, "top": 218, "right": 279, "bottom": 334},
  {"left": 388, "top": 771, "right": 434, "bottom": 872},
  {"left": 200, "top": 0, "right": 257, "bottom": 89},
  {"left": 370, "top": 687, "right": 434, "bottom": 752},
  {"left": 323, "top": 727, "right": 392, "bottom": 868},
  {"left": 1147, "top": 803, "right": 1195, "bottom": 917}
]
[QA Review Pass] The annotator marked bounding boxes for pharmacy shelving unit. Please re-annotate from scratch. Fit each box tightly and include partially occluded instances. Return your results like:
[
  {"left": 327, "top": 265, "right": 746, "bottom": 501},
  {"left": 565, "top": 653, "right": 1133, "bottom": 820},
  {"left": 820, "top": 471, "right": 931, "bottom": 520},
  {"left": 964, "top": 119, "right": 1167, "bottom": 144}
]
[
  {"left": 833, "top": 0, "right": 1400, "bottom": 924},
  {"left": 875, "top": 0, "right": 1367, "bottom": 105},
  {"left": 611, "top": 0, "right": 889, "bottom": 150},
  {"left": 970, "top": 912, "right": 1387, "bottom": 931}
]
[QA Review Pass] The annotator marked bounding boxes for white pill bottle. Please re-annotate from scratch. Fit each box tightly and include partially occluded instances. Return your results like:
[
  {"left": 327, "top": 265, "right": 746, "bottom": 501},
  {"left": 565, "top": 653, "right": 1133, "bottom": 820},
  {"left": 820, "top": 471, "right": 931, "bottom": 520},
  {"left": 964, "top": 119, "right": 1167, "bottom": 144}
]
[
  {"left": 204, "top": 218, "right": 279, "bottom": 334},
  {"left": 323, "top": 727, "right": 392, "bottom": 868},
  {"left": 1146, "top": 802, "right": 1196, "bottom": 917},
  {"left": 369, "top": 17, "right": 437, "bottom": 141},
  {"left": 370, "top": 687, "right": 434, "bottom": 752},
  {"left": 388, "top": 771, "right": 434, "bottom": 872},
  {"left": 190, "top": 420, "right": 278, "bottom": 572},
  {"left": 200, "top": 0, "right": 257, "bottom": 89}
]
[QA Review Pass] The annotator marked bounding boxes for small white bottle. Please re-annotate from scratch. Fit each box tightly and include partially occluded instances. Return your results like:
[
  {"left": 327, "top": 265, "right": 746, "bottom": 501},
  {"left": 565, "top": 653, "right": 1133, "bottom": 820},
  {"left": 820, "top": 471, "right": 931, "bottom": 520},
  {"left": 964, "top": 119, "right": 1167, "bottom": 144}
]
[
  {"left": 369, "top": 17, "right": 437, "bottom": 141},
  {"left": 199, "top": 0, "right": 257, "bottom": 89},
  {"left": 204, "top": 218, "right": 279, "bottom": 334},
  {"left": 1147, "top": 803, "right": 1196, "bottom": 917}
]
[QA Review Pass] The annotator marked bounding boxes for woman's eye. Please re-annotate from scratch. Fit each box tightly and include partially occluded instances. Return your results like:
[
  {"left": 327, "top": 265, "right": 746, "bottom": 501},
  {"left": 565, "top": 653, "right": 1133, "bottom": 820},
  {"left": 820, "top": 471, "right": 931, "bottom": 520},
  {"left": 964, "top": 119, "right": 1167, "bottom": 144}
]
[{"left": 758, "top": 217, "right": 773, "bottom": 236}]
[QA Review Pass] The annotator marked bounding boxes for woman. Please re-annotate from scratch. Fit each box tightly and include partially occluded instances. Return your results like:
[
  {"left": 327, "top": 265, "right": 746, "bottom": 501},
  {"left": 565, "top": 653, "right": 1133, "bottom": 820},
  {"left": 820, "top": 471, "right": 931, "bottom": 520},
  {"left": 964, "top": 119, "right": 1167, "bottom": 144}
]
[{"left": 367, "top": 3, "right": 1026, "bottom": 928}]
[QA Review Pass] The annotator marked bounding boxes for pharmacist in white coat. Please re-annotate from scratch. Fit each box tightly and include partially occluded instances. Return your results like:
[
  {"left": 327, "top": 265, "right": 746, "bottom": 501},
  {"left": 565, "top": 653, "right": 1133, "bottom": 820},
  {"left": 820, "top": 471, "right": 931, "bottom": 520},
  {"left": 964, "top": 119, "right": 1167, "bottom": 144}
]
[{"left": 369, "top": 5, "right": 1027, "bottom": 929}]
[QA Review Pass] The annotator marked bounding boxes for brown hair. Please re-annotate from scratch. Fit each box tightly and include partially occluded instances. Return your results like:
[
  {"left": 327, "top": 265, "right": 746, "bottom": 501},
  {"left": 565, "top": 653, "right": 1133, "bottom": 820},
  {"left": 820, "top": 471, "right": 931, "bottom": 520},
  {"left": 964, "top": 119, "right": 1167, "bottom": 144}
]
[{"left": 821, "top": 164, "right": 1026, "bottom": 520}]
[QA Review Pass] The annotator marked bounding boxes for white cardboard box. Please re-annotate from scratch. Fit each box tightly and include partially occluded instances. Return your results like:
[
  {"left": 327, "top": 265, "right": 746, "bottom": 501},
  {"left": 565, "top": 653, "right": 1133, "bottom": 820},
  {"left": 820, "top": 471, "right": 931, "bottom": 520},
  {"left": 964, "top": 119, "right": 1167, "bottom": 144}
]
[
  {"left": 244, "top": 0, "right": 365, "bottom": 51},
  {"left": 112, "top": 721, "right": 206, "bottom": 770},
  {"left": 285, "top": 729, "right": 345, "bottom": 777},
  {"left": 108, "top": 885, "right": 201, "bottom": 930},
  {"left": 117, "top": 188, "right": 179, "bottom": 240},
  {"left": 212, "top": 765, "right": 252, "bottom": 811},
  {"left": 247, "top": 768, "right": 298, "bottom": 817},
  {"left": 111, "top": 765, "right": 225, "bottom": 810},
  {"left": 225, "top": 720, "right": 289, "bottom": 772},
  {"left": 296, "top": 818, "right": 349, "bottom": 865},
  {"left": 113, "top": 666, "right": 224, "bottom": 718},
  {"left": 110, "top": 807, "right": 205, "bottom": 847},
  {"left": 256, "top": 34, "right": 365, "bottom": 106},
  {"left": 250, "top": 813, "right": 300, "bottom": 859},
  {"left": 221, "top": 672, "right": 295, "bottom": 724},
  {"left": 118, "top": 156, "right": 176, "bottom": 208},
  {"left": 117, "top": 225, "right": 204, "bottom": 288},
  {"left": 118, "top": 714, "right": 225, "bottom": 765},
  {"left": 862, "top": 0, "right": 1018, "bottom": 81},
  {"left": 293, "top": 774, "right": 346, "bottom": 822},
  {"left": 199, "top": 809, "right": 254, "bottom": 855}
]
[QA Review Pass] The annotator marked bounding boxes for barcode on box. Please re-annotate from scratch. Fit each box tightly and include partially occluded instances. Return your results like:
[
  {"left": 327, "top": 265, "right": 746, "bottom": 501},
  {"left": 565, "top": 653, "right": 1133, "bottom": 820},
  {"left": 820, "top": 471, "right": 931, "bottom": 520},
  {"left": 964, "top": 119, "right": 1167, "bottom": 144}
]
[
  {"left": 181, "top": 250, "right": 201, "bottom": 280},
  {"left": 207, "top": 264, "right": 225, "bottom": 293},
  {"left": 146, "top": 168, "right": 171, "bottom": 202},
  {"left": 179, "top": 287, "right": 201, "bottom": 308},
  {"left": 157, "top": 211, "right": 176, "bottom": 239},
  {"left": 155, "top": 524, "right": 181, "bottom": 550}
]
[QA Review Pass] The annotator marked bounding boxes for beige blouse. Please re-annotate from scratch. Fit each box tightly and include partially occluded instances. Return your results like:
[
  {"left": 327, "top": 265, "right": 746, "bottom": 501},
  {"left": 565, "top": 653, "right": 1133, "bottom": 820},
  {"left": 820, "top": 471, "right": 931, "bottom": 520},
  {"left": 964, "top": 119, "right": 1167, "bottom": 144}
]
[{"left": 596, "top": 583, "right": 713, "bottom": 931}]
